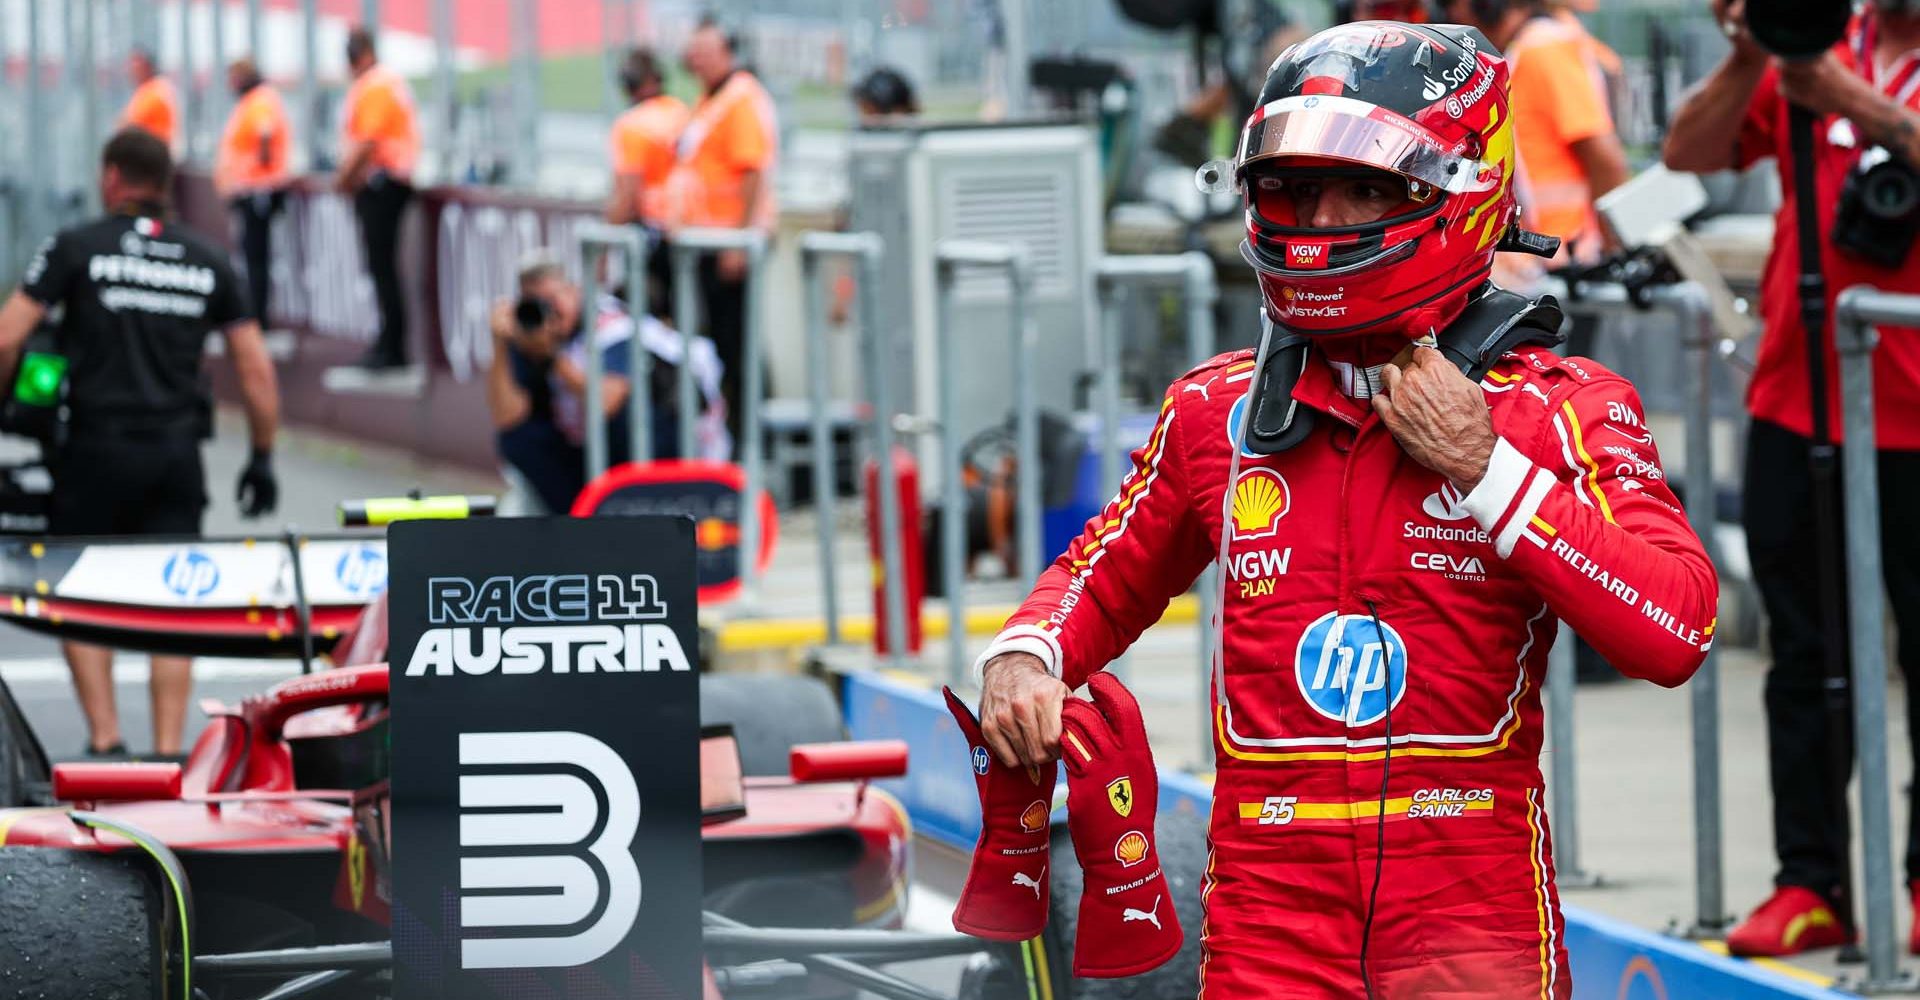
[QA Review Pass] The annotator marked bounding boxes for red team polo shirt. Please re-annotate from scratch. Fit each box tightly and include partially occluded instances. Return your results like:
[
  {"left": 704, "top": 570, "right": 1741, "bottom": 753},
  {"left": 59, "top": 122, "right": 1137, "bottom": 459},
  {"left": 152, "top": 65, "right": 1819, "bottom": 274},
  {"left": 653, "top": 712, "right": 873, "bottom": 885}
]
[{"left": 1739, "top": 14, "right": 1920, "bottom": 450}]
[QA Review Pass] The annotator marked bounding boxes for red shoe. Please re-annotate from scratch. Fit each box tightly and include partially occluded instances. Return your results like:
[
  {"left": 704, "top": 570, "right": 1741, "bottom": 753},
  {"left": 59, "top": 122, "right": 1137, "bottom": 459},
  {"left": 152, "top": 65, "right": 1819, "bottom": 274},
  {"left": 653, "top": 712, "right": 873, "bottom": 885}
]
[{"left": 1726, "top": 887, "right": 1854, "bottom": 957}]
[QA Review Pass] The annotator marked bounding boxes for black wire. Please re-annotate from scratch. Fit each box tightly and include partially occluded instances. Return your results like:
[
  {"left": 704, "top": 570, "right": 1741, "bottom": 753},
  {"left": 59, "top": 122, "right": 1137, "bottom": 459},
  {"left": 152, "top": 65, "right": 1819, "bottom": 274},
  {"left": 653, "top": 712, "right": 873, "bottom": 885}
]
[{"left": 1358, "top": 600, "right": 1392, "bottom": 1000}]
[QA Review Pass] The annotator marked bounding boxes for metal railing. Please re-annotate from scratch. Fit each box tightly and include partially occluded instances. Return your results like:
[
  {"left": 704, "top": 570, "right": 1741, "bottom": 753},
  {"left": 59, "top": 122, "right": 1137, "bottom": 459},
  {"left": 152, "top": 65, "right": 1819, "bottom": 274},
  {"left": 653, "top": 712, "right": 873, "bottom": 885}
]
[
  {"left": 1833, "top": 286, "right": 1918, "bottom": 993},
  {"left": 1093, "top": 251, "right": 1219, "bottom": 758},
  {"left": 933, "top": 240, "right": 1035, "bottom": 685},
  {"left": 1554, "top": 279, "right": 1728, "bottom": 923},
  {"left": 573, "top": 223, "right": 657, "bottom": 476},
  {"left": 671, "top": 227, "right": 770, "bottom": 599},
  {"left": 796, "top": 230, "right": 909, "bottom": 664}
]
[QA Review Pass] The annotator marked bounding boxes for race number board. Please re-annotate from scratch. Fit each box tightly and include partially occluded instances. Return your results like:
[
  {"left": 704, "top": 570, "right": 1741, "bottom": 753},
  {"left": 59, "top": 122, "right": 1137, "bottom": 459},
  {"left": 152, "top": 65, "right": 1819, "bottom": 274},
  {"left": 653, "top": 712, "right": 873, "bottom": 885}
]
[{"left": 389, "top": 516, "right": 700, "bottom": 999}]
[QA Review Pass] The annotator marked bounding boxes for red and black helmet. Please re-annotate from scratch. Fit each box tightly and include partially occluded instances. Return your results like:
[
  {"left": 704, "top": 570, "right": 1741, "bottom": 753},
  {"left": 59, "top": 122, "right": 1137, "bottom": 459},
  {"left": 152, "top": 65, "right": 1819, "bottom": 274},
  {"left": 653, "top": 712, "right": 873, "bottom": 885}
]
[{"left": 1221, "top": 21, "right": 1524, "bottom": 341}]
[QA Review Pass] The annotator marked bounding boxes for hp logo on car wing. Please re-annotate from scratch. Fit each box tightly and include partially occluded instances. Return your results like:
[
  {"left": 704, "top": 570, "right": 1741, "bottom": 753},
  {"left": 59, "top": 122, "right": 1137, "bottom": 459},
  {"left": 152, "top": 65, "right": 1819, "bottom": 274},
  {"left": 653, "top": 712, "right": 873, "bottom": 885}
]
[
  {"left": 457, "top": 731, "right": 640, "bottom": 969},
  {"left": 162, "top": 549, "right": 220, "bottom": 601}
]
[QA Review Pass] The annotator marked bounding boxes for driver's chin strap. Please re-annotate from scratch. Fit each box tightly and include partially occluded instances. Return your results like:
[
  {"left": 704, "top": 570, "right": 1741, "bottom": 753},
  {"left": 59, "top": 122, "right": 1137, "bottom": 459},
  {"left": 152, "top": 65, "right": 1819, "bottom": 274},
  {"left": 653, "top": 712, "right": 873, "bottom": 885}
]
[{"left": 1242, "top": 286, "right": 1566, "bottom": 457}]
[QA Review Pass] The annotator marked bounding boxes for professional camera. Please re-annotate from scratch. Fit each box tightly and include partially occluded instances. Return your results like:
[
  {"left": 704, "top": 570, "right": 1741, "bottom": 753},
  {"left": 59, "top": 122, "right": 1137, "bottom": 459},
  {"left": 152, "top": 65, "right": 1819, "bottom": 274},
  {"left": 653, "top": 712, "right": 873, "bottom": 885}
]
[
  {"left": 513, "top": 294, "right": 552, "bottom": 333},
  {"left": 1834, "top": 146, "right": 1920, "bottom": 268},
  {"left": 1741, "top": 0, "right": 1850, "bottom": 60}
]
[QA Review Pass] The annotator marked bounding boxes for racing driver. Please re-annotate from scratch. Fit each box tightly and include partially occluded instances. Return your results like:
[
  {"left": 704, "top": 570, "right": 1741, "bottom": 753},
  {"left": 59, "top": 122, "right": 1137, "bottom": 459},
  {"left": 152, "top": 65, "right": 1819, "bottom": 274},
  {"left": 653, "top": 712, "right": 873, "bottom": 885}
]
[{"left": 974, "top": 20, "right": 1717, "bottom": 998}]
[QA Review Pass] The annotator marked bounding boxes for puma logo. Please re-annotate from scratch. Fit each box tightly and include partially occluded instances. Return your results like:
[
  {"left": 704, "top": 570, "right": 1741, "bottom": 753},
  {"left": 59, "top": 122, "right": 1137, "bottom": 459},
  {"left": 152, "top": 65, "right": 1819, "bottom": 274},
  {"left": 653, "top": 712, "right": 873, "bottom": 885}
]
[
  {"left": 1522, "top": 382, "right": 1553, "bottom": 407},
  {"left": 1012, "top": 866, "right": 1045, "bottom": 900},
  {"left": 1122, "top": 894, "right": 1163, "bottom": 930},
  {"left": 1184, "top": 376, "right": 1219, "bottom": 402}
]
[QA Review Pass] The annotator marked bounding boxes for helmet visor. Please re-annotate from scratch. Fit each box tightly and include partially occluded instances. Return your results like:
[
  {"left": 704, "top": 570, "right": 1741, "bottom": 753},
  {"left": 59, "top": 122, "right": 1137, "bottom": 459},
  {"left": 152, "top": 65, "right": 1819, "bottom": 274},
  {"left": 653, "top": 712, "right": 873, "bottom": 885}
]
[{"left": 1238, "top": 95, "right": 1498, "bottom": 196}]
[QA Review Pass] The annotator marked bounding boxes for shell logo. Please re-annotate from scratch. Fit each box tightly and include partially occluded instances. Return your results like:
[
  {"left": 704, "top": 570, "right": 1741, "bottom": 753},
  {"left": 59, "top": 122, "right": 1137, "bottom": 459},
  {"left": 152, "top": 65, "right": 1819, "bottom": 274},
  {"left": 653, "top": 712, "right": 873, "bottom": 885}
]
[
  {"left": 1231, "top": 469, "right": 1291, "bottom": 541},
  {"left": 1019, "top": 800, "right": 1048, "bottom": 834},
  {"left": 1114, "top": 830, "right": 1150, "bottom": 868}
]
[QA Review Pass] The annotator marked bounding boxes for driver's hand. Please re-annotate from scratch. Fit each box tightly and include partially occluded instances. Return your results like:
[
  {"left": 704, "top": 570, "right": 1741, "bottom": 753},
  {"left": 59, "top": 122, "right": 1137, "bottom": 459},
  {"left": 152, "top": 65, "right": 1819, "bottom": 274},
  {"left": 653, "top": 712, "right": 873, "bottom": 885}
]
[{"left": 979, "top": 652, "right": 1070, "bottom": 769}]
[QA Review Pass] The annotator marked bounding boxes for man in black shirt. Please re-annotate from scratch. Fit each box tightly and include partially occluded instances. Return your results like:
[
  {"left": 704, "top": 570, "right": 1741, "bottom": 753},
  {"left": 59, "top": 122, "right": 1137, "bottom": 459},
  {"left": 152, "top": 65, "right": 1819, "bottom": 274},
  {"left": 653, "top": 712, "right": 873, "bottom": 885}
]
[{"left": 0, "top": 128, "right": 281, "bottom": 756}]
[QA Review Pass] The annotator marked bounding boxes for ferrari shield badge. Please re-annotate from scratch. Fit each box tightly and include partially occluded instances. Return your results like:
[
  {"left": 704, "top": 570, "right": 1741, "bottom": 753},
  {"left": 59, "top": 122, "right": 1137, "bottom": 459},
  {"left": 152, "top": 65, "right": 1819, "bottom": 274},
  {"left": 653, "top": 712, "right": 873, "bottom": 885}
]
[{"left": 1107, "top": 776, "right": 1134, "bottom": 818}]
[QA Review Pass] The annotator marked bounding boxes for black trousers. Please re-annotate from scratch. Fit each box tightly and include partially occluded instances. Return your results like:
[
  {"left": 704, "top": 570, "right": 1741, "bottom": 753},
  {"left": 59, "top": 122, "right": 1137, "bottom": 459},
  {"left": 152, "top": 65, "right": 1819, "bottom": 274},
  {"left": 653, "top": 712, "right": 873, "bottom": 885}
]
[
  {"left": 49, "top": 429, "right": 206, "bottom": 536},
  {"left": 353, "top": 176, "right": 413, "bottom": 364},
  {"left": 231, "top": 191, "right": 284, "bottom": 325},
  {"left": 697, "top": 253, "right": 748, "bottom": 445},
  {"left": 1744, "top": 417, "right": 1920, "bottom": 894}
]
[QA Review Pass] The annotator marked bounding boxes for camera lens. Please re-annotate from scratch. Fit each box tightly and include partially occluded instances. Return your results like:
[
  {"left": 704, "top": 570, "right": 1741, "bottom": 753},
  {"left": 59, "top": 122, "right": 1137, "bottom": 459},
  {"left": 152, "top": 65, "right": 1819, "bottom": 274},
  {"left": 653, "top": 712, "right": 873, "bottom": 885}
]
[
  {"left": 1865, "top": 163, "right": 1920, "bottom": 221},
  {"left": 1744, "top": 0, "right": 1850, "bottom": 60},
  {"left": 514, "top": 296, "right": 549, "bottom": 331}
]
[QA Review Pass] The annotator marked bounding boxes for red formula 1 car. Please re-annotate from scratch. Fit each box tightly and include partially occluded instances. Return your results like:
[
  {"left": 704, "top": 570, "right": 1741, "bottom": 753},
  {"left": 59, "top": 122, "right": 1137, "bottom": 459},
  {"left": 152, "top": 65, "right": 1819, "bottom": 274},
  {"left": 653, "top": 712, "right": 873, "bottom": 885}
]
[{"left": 0, "top": 544, "right": 916, "bottom": 999}]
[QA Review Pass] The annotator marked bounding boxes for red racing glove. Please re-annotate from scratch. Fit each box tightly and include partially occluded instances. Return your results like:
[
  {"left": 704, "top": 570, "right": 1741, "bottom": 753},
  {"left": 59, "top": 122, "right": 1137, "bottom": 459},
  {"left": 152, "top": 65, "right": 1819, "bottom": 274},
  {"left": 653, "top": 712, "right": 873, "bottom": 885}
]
[
  {"left": 944, "top": 687, "right": 1057, "bottom": 941},
  {"left": 1060, "top": 672, "right": 1183, "bottom": 978}
]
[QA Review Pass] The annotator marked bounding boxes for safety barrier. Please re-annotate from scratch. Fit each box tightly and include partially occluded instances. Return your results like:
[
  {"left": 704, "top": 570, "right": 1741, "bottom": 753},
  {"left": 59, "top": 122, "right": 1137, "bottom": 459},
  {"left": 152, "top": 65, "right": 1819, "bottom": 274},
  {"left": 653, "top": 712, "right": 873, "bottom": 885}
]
[
  {"left": 932, "top": 240, "right": 1036, "bottom": 685},
  {"left": 572, "top": 223, "right": 653, "bottom": 475},
  {"left": 1554, "top": 280, "right": 1730, "bottom": 931},
  {"left": 838, "top": 665, "right": 1851, "bottom": 1000},
  {"left": 1092, "top": 252, "right": 1220, "bottom": 759},
  {"left": 670, "top": 227, "right": 771, "bottom": 598},
  {"left": 796, "top": 230, "right": 909, "bottom": 665},
  {"left": 1832, "top": 286, "right": 1918, "bottom": 992}
]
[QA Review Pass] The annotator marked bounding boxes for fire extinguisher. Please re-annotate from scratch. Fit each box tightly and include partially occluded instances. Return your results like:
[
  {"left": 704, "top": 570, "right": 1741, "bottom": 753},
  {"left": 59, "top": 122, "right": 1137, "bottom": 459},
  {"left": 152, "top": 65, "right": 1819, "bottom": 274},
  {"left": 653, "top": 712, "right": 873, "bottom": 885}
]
[{"left": 866, "top": 447, "right": 924, "bottom": 655}]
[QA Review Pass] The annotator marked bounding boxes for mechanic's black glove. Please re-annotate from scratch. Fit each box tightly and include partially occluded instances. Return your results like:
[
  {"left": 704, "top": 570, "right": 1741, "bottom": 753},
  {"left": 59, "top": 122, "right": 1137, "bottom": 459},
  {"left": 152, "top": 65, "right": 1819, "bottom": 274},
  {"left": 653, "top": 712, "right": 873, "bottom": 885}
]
[{"left": 236, "top": 448, "right": 278, "bottom": 518}]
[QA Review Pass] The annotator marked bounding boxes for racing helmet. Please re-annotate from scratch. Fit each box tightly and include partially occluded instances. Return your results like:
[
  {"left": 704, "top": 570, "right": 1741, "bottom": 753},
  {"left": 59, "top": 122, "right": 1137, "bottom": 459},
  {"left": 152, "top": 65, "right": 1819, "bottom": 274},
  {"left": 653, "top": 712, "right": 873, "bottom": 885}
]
[{"left": 1215, "top": 21, "right": 1526, "bottom": 340}]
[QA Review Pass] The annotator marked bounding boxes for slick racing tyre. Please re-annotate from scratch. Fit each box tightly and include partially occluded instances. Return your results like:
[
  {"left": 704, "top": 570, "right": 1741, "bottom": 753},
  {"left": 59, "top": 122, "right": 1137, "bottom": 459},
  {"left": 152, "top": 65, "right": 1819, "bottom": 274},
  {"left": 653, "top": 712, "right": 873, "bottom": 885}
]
[
  {"left": 700, "top": 672, "right": 845, "bottom": 776},
  {"left": 0, "top": 847, "right": 167, "bottom": 998},
  {"left": 959, "top": 807, "right": 1209, "bottom": 999},
  {"left": 0, "top": 675, "right": 50, "bottom": 807}
]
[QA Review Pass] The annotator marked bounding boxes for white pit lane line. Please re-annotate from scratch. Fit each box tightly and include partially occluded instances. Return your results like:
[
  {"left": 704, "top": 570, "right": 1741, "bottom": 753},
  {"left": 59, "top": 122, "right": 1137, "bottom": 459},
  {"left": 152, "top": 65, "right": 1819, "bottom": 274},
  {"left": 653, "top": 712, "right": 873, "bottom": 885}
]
[{"left": 0, "top": 656, "right": 297, "bottom": 685}]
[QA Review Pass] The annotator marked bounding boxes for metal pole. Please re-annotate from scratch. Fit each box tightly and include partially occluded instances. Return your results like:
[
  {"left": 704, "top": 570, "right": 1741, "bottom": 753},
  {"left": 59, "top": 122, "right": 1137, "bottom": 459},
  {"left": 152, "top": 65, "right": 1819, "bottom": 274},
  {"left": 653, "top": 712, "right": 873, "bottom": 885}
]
[
  {"left": 300, "top": 0, "right": 318, "bottom": 169},
  {"left": 246, "top": 0, "right": 263, "bottom": 66},
  {"left": 210, "top": 0, "right": 229, "bottom": 147},
  {"left": 1185, "top": 251, "right": 1219, "bottom": 767},
  {"left": 79, "top": 0, "right": 100, "bottom": 212},
  {"left": 861, "top": 244, "right": 909, "bottom": 667},
  {"left": 1000, "top": 0, "right": 1030, "bottom": 118},
  {"left": 624, "top": 233, "right": 653, "bottom": 464},
  {"left": 741, "top": 240, "right": 767, "bottom": 596},
  {"left": 1546, "top": 619, "right": 1594, "bottom": 885},
  {"left": 511, "top": 0, "right": 539, "bottom": 186},
  {"left": 579, "top": 243, "right": 609, "bottom": 481},
  {"left": 1834, "top": 287, "right": 1912, "bottom": 992},
  {"left": 799, "top": 245, "right": 842, "bottom": 644},
  {"left": 672, "top": 249, "right": 701, "bottom": 461},
  {"left": 1009, "top": 253, "right": 1040, "bottom": 585},
  {"left": 26, "top": 0, "right": 45, "bottom": 249},
  {"left": 178, "top": 0, "right": 195, "bottom": 162},
  {"left": 60, "top": 0, "right": 78, "bottom": 195},
  {"left": 361, "top": 0, "right": 379, "bottom": 29},
  {"left": 602, "top": 0, "right": 623, "bottom": 123},
  {"left": 432, "top": 0, "right": 455, "bottom": 177},
  {"left": 936, "top": 260, "right": 967, "bottom": 684},
  {"left": 1678, "top": 287, "right": 1728, "bottom": 935},
  {"left": 1096, "top": 282, "right": 1125, "bottom": 499}
]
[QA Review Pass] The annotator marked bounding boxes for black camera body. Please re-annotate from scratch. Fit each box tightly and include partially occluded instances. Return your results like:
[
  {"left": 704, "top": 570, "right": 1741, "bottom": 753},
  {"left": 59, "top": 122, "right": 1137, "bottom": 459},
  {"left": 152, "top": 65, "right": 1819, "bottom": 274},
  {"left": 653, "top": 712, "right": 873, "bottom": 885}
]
[
  {"left": 1743, "top": 0, "right": 1851, "bottom": 60},
  {"left": 513, "top": 295, "right": 552, "bottom": 333},
  {"left": 1834, "top": 146, "right": 1920, "bottom": 269}
]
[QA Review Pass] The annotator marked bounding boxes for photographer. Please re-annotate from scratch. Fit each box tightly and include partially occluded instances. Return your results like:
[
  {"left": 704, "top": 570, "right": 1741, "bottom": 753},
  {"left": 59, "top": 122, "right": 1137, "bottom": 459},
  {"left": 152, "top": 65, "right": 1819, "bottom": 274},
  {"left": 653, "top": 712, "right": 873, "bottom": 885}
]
[
  {"left": 486, "top": 256, "right": 727, "bottom": 514},
  {"left": 1664, "top": 0, "right": 1920, "bottom": 958}
]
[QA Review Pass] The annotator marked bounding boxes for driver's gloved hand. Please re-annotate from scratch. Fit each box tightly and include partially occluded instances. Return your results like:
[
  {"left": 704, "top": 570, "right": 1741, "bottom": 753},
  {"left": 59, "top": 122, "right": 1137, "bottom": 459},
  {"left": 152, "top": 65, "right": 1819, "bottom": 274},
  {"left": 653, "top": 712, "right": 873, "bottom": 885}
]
[
  {"left": 944, "top": 687, "right": 1056, "bottom": 942},
  {"left": 1060, "top": 672, "right": 1183, "bottom": 978},
  {"left": 236, "top": 448, "right": 278, "bottom": 518}
]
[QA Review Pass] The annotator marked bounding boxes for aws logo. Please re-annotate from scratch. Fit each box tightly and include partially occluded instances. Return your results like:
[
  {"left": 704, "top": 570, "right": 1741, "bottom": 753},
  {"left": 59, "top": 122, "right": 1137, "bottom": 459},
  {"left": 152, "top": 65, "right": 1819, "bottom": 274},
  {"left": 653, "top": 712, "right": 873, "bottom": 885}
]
[
  {"left": 1230, "top": 469, "right": 1290, "bottom": 541},
  {"left": 457, "top": 731, "right": 640, "bottom": 970}
]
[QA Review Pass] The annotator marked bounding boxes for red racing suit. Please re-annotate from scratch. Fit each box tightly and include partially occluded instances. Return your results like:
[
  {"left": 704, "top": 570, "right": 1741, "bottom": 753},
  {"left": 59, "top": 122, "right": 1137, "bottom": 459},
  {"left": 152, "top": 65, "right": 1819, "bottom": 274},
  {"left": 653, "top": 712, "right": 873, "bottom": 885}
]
[{"left": 980, "top": 343, "right": 1717, "bottom": 997}]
